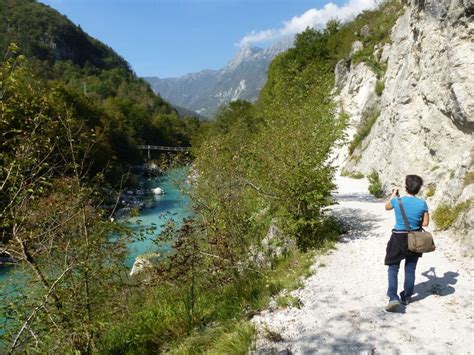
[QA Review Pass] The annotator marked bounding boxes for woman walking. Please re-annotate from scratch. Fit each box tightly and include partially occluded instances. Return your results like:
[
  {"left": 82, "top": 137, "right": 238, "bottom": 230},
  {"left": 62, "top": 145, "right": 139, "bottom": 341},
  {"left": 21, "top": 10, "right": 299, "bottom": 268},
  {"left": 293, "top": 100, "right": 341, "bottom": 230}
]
[{"left": 384, "top": 174, "right": 429, "bottom": 312}]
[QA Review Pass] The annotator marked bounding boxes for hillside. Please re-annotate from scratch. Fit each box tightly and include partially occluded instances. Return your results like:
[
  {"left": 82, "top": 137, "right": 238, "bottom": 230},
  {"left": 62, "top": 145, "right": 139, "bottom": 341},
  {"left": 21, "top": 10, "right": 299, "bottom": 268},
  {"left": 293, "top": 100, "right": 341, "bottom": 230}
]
[
  {"left": 0, "top": 0, "right": 199, "bottom": 168},
  {"left": 144, "top": 38, "right": 293, "bottom": 118},
  {"left": 0, "top": 0, "right": 129, "bottom": 71}
]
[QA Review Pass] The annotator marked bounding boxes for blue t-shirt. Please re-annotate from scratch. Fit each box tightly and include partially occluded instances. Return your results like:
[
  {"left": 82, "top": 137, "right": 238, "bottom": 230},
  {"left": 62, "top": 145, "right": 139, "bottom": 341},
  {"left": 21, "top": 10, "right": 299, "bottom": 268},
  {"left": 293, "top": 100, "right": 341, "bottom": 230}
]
[{"left": 391, "top": 196, "right": 428, "bottom": 230}]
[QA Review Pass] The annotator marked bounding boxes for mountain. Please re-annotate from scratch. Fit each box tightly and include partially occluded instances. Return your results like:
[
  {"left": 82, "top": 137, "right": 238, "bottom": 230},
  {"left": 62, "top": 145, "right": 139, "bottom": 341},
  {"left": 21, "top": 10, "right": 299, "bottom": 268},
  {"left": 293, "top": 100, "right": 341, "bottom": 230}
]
[{"left": 144, "top": 37, "right": 293, "bottom": 118}]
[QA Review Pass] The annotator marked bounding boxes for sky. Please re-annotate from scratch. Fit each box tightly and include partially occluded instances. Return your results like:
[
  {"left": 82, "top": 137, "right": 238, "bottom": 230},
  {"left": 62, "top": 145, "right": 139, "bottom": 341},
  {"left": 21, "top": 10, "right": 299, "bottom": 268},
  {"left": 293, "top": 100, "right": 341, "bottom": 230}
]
[{"left": 40, "top": 0, "right": 376, "bottom": 78}]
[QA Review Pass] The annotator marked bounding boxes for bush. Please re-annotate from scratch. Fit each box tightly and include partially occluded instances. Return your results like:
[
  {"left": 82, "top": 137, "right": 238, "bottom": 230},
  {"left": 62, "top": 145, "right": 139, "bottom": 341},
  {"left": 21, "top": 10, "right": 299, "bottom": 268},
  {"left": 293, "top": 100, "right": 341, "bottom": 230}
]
[
  {"left": 368, "top": 170, "right": 384, "bottom": 198},
  {"left": 348, "top": 110, "right": 380, "bottom": 155},
  {"left": 433, "top": 200, "right": 472, "bottom": 230}
]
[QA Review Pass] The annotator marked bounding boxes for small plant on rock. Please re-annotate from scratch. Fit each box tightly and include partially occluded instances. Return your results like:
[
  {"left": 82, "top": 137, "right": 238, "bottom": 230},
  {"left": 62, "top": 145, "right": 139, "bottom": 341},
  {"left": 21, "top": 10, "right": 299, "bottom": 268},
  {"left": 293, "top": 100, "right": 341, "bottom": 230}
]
[
  {"left": 368, "top": 170, "right": 384, "bottom": 198},
  {"left": 375, "top": 79, "right": 385, "bottom": 96},
  {"left": 433, "top": 200, "right": 472, "bottom": 230},
  {"left": 425, "top": 185, "right": 436, "bottom": 198}
]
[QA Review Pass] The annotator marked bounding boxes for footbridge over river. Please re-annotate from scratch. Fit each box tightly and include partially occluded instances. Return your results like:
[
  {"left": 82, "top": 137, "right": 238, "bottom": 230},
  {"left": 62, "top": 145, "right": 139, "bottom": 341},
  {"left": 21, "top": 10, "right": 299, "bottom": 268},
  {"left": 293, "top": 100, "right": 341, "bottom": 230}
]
[{"left": 137, "top": 145, "right": 191, "bottom": 159}]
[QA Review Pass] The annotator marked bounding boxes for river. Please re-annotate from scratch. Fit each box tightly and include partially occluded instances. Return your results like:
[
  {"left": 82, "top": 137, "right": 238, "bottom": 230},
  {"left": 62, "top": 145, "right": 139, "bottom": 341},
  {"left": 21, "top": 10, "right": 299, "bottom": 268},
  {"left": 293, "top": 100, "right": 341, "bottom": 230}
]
[
  {"left": 0, "top": 167, "right": 192, "bottom": 336},
  {"left": 124, "top": 167, "right": 192, "bottom": 267}
]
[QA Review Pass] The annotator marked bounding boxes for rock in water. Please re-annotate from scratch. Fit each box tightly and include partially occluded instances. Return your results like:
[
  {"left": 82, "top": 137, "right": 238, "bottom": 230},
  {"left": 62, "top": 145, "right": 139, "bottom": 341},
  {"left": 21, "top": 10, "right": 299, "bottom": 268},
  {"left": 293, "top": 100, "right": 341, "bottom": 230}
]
[
  {"left": 129, "top": 253, "right": 161, "bottom": 276},
  {"left": 152, "top": 187, "right": 165, "bottom": 195}
]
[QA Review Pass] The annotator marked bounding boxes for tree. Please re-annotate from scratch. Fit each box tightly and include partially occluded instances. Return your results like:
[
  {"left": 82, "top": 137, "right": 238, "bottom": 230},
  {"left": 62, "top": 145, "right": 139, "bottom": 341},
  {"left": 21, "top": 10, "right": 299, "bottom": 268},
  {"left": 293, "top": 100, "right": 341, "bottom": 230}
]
[{"left": 0, "top": 47, "right": 132, "bottom": 353}]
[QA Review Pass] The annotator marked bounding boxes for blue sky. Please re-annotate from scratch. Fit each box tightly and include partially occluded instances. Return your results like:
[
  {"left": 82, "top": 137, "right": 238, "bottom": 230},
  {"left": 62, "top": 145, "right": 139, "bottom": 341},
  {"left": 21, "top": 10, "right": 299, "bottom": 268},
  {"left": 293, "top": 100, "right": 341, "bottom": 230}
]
[{"left": 40, "top": 0, "right": 375, "bottom": 78}]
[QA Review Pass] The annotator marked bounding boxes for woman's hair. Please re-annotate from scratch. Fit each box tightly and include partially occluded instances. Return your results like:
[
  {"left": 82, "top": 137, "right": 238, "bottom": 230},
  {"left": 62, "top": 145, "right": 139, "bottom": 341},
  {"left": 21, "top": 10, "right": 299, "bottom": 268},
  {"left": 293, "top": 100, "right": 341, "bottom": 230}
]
[{"left": 405, "top": 175, "right": 423, "bottom": 195}]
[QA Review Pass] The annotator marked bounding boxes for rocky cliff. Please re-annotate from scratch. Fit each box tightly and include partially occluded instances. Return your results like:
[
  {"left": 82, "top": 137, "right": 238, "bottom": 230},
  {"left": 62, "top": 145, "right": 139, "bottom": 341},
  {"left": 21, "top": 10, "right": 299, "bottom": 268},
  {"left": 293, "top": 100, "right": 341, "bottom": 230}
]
[{"left": 337, "top": 0, "right": 473, "bottom": 236}]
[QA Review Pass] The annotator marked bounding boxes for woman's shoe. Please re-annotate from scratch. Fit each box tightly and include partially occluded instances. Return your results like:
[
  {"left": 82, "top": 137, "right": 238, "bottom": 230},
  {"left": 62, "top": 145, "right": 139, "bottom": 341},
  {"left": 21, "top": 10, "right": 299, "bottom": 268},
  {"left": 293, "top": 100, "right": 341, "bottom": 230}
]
[
  {"left": 385, "top": 300, "right": 400, "bottom": 312},
  {"left": 400, "top": 291, "right": 409, "bottom": 305}
]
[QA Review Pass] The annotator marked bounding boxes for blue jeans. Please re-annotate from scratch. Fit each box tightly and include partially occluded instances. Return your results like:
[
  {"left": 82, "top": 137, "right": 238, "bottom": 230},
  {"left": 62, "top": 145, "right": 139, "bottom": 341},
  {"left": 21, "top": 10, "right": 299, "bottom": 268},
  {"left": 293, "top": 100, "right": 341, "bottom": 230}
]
[{"left": 387, "top": 254, "right": 419, "bottom": 301}]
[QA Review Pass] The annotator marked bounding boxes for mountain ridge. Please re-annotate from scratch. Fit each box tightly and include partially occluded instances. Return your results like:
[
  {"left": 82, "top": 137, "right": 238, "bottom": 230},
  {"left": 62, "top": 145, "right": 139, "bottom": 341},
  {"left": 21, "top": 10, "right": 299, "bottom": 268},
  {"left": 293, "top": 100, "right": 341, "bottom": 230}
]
[{"left": 144, "top": 36, "right": 294, "bottom": 118}]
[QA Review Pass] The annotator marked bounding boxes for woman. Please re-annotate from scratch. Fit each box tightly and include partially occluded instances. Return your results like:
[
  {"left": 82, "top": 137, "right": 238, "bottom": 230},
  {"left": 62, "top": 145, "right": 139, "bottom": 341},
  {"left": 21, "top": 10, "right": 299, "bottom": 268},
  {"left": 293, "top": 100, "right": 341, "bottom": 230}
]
[{"left": 384, "top": 174, "right": 429, "bottom": 312}]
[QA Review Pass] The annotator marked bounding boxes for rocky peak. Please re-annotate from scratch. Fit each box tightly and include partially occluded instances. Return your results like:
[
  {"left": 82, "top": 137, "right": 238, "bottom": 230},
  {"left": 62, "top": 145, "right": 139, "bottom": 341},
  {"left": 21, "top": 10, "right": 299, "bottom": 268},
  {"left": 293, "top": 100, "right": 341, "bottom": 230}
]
[{"left": 225, "top": 45, "right": 263, "bottom": 71}]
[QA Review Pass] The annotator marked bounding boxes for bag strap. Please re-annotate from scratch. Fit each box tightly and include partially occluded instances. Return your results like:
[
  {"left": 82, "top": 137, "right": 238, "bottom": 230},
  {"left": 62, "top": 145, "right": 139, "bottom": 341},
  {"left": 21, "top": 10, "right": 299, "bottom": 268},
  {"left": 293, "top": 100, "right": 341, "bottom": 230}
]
[{"left": 397, "top": 197, "right": 412, "bottom": 232}]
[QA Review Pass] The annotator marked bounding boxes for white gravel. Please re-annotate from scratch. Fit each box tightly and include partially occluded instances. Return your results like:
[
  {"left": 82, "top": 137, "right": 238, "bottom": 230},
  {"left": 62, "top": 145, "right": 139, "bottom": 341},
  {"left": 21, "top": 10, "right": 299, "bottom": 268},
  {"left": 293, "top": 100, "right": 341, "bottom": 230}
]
[{"left": 252, "top": 176, "right": 474, "bottom": 354}]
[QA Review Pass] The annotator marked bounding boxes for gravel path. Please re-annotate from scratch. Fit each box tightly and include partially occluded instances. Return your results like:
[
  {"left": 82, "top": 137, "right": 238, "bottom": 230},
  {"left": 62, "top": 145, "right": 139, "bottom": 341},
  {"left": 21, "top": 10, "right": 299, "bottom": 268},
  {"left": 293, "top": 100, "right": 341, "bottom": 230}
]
[{"left": 252, "top": 176, "right": 473, "bottom": 354}]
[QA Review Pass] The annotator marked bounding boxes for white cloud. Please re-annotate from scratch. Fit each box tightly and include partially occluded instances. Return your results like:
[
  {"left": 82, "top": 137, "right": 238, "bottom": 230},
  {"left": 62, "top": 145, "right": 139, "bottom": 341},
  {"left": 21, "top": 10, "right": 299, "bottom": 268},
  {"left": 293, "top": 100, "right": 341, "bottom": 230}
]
[{"left": 239, "top": 0, "right": 377, "bottom": 46}]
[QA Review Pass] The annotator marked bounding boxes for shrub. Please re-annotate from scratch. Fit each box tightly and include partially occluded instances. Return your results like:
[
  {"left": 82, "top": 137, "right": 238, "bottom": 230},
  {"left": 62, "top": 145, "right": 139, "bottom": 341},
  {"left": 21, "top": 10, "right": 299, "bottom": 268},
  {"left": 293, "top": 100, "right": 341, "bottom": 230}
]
[
  {"left": 348, "top": 110, "right": 380, "bottom": 155},
  {"left": 425, "top": 185, "right": 436, "bottom": 198},
  {"left": 368, "top": 170, "right": 384, "bottom": 198},
  {"left": 375, "top": 80, "right": 385, "bottom": 96},
  {"left": 433, "top": 200, "right": 472, "bottom": 230}
]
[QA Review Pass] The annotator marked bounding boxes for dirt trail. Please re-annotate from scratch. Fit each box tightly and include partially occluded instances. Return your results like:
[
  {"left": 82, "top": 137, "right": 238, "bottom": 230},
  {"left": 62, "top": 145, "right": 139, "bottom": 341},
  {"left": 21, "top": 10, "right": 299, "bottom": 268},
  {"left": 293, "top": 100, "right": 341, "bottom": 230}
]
[{"left": 252, "top": 176, "right": 473, "bottom": 354}]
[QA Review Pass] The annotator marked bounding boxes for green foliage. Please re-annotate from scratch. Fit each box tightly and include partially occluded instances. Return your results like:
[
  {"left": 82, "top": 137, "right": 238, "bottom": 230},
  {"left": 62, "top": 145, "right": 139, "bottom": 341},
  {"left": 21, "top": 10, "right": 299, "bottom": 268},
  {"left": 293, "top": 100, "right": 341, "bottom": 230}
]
[
  {"left": 323, "top": 1, "right": 403, "bottom": 68},
  {"left": 0, "top": 0, "right": 407, "bottom": 352},
  {"left": 348, "top": 110, "right": 380, "bottom": 155},
  {"left": 0, "top": 0, "right": 200, "bottom": 169},
  {"left": 375, "top": 79, "right": 385, "bottom": 96},
  {"left": 347, "top": 1, "right": 403, "bottom": 78},
  {"left": 100, "top": 249, "right": 317, "bottom": 354},
  {"left": 433, "top": 200, "right": 472, "bottom": 230},
  {"left": 368, "top": 170, "right": 384, "bottom": 198},
  {"left": 0, "top": 47, "right": 137, "bottom": 352},
  {"left": 0, "top": 0, "right": 129, "bottom": 70},
  {"left": 425, "top": 185, "right": 436, "bottom": 198}
]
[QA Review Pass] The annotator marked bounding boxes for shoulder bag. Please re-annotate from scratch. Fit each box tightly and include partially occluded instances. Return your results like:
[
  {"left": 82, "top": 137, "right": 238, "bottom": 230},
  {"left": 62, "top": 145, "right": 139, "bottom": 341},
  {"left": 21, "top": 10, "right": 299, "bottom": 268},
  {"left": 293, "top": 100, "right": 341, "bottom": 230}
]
[{"left": 397, "top": 197, "right": 436, "bottom": 253}]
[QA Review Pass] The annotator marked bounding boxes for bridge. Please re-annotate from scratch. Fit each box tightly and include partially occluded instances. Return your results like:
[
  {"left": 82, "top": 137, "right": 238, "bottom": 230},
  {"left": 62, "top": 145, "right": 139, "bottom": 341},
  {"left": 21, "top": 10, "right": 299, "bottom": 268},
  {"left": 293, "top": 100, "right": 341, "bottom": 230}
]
[{"left": 137, "top": 145, "right": 191, "bottom": 159}]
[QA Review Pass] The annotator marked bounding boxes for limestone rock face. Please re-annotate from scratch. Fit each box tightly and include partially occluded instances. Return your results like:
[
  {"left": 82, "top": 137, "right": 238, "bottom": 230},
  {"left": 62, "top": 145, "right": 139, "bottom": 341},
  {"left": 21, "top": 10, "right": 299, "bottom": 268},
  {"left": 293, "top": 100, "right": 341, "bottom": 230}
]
[{"left": 338, "top": 0, "right": 473, "bottom": 231}]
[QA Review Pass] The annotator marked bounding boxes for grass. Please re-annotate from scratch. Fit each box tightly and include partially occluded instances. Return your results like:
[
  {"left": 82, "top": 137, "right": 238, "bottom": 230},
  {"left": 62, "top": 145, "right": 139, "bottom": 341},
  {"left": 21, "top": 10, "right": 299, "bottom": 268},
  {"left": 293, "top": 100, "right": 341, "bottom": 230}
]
[
  {"left": 168, "top": 321, "right": 256, "bottom": 355},
  {"left": 100, "top": 243, "right": 338, "bottom": 354},
  {"left": 432, "top": 200, "right": 473, "bottom": 230},
  {"left": 348, "top": 110, "right": 380, "bottom": 155},
  {"left": 368, "top": 170, "right": 384, "bottom": 198},
  {"left": 275, "top": 295, "right": 303, "bottom": 309}
]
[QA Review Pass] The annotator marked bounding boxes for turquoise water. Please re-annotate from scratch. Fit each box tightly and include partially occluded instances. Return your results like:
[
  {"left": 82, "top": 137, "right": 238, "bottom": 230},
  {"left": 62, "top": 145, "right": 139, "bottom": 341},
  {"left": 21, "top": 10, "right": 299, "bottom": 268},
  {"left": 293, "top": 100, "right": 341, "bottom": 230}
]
[
  {"left": 0, "top": 167, "right": 192, "bottom": 288},
  {"left": 123, "top": 167, "right": 192, "bottom": 267}
]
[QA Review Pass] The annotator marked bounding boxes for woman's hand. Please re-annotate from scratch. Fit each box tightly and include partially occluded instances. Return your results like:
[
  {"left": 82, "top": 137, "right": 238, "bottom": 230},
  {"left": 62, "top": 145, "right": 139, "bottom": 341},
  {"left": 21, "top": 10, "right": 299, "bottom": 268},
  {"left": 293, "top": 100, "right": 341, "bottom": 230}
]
[{"left": 384, "top": 187, "right": 399, "bottom": 210}]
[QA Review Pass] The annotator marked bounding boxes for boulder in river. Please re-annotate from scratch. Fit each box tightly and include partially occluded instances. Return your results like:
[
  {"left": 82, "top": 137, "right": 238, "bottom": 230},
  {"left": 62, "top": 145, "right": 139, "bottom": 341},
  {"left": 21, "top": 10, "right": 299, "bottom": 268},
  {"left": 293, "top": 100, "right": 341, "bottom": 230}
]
[
  {"left": 152, "top": 187, "right": 165, "bottom": 195},
  {"left": 129, "top": 253, "right": 161, "bottom": 276}
]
